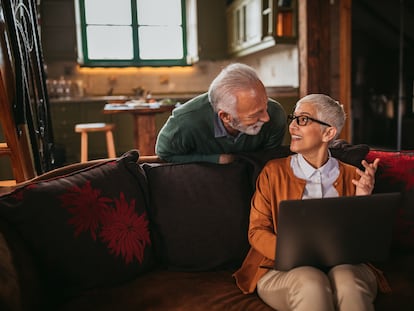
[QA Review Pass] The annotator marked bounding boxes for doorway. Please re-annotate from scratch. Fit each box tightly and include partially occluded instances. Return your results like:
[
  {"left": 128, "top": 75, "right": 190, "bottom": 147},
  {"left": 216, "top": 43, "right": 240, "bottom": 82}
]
[{"left": 351, "top": 0, "right": 414, "bottom": 149}]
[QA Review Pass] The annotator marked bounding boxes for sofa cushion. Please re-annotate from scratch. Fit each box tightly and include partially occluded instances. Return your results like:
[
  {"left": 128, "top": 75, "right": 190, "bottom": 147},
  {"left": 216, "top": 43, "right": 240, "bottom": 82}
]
[
  {"left": 143, "top": 160, "right": 253, "bottom": 271},
  {"left": 57, "top": 270, "right": 274, "bottom": 311},
  {"left": 366, "top": 150, "right": 414, "bottom": 252},
  {"left": 0, "top": 150, "right": 154, "bottom": 301}
]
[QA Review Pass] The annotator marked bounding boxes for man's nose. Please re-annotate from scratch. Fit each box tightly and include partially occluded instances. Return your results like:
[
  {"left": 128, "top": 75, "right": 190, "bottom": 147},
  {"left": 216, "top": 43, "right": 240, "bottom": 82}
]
[{"left": 260, "top": 111, "right": 270, "bottom": 122}]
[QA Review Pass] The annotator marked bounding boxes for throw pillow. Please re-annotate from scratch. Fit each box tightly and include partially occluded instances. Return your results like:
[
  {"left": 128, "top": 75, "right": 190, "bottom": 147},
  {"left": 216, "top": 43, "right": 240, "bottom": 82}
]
[
  {"left": 143, "top": 160, "right": 253, "bottom": 272},
  {"left": 329, "top": 139, "right": 370, "bottom": 169},
  {"left": 0, "top": 150, "right": 154, "bottom": 302},
  {"left": 366, "top": 150, "right": 414, "bottom": 252}
]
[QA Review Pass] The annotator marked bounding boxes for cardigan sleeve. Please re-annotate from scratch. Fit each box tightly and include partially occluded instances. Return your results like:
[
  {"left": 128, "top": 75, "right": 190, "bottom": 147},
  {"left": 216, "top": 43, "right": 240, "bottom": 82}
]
[{"left": 248, "top": 166, "right": 277, "bottom": 260}]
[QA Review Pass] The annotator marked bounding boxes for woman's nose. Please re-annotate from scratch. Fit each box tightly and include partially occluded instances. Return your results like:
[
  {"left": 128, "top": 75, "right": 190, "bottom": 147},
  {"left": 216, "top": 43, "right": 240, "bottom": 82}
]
[{"left": 289, "top": 119, "right": 298, "bottom": 130}]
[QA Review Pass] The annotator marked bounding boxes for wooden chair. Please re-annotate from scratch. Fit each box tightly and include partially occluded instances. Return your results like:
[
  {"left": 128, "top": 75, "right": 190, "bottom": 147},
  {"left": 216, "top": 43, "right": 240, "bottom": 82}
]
[
  {"left": 0, "top": 17, "right": 36, "bottom": 184},
  {"left": 74, "top": 122, "right": 116, "bottom": 163}
]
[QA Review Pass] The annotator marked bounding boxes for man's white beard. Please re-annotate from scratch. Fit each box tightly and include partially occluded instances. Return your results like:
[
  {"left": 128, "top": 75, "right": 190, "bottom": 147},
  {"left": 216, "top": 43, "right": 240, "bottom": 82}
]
[{"left": 229, "top": 119, "right": 264, "bottom": 135}]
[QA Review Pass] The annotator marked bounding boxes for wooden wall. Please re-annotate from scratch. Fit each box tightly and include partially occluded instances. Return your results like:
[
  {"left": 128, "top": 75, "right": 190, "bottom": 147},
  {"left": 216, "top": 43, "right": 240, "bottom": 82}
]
[{"left": 298, "top": 0, "right": 352, "bottom": 142}]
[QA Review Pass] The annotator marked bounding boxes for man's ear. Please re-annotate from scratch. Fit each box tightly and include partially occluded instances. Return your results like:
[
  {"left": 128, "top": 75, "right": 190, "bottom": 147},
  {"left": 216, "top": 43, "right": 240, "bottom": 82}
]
[
  {"left": 218, "top": 110, "right": 232, "bottom": 123},
  {"left": 322, "top": 127, "right": 337, "bottom": 143}
]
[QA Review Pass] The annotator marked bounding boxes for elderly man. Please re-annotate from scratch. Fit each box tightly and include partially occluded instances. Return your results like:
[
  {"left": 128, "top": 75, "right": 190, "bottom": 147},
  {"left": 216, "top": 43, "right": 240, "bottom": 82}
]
[{"left": 155, "top": 63, "right": 287, "bottom": 163}]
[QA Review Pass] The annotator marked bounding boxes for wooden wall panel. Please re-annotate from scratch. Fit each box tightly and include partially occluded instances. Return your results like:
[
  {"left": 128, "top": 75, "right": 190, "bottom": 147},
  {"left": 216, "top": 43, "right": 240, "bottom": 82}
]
[{"left": 298, "top": 0, "right": 352, "bottom": 142}]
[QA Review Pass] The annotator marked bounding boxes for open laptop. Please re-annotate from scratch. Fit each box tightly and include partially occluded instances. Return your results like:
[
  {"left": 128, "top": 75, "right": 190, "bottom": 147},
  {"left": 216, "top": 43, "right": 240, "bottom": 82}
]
[{"left": 274, "top": 192, "right": 401, "bottom": 271}]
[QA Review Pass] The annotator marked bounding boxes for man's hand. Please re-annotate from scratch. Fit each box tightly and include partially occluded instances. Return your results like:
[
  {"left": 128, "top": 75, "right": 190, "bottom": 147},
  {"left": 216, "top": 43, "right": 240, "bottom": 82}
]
[
  {"left": 352, "top": 158, "right": 380, "bottom": 196},
  {"left": 219, "top": 154, "right": 236, "bottom": 164}
]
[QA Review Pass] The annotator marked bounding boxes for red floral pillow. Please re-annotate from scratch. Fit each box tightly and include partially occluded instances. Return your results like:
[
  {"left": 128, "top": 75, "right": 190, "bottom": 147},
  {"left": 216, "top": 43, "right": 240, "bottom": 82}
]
[
  {"left": 0, "top": 150, "right": 153, "bottom": 303},
  {"left": 366, "top": 150, "right": 414, "bottom": 252}
]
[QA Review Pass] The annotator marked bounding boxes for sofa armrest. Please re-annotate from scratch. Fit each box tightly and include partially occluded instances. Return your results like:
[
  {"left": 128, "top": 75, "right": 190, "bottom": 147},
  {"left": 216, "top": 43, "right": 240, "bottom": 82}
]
[
  {"left": 0, "top": 218, "right": 45, "bottom": 310},
  {"left": 0, "top": 231, "right": 21, "bottom": 311},
  {"left": 138, "top": 155, "right": 164, "bottom": 163}
]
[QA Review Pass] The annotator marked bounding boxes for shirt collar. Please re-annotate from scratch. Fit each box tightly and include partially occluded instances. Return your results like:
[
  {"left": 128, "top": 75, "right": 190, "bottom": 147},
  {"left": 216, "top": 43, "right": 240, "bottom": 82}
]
[
  {"left": 213, "top": 113, "right": 243, "bottom": 141},
  {"left": 297, "top": 150, "right": 336, "bottom": 179}
]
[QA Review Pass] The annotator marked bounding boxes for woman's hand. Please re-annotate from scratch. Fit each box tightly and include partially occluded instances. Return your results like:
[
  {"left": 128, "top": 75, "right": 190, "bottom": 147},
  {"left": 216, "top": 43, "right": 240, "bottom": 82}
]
[{"left": 352, "top": 158, "right": 380, "bottom": 195}]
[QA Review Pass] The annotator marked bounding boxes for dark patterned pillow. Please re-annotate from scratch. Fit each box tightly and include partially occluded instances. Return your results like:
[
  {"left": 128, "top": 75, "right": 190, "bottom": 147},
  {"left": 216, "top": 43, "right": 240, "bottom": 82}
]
[
  {"left": 0, "top": 150, "right": 154, "bottom": 302},
  {"left": 329, "top": 139, "right": 370, "bottom": 169},
  {"left": 366, "top": 150, "right": 414, "bottom": 252}
]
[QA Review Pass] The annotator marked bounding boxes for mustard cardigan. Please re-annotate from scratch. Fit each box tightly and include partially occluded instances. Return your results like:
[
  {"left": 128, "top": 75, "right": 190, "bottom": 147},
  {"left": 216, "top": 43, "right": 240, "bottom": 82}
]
[{"left": 233, "top": 155, "right": 371, "bottom": 294}]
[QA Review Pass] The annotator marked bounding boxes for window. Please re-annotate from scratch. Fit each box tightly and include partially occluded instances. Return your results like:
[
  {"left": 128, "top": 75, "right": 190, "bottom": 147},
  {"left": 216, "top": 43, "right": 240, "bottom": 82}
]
[{"left": 75, "top": 0, "right": 196, "bottom": 67}]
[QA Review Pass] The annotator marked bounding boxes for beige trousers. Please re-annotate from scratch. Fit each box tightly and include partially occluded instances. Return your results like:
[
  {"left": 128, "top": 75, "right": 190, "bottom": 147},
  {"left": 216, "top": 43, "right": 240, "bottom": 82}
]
[{"left": 257, "top": 264, "right": 377, "bottom": 311}]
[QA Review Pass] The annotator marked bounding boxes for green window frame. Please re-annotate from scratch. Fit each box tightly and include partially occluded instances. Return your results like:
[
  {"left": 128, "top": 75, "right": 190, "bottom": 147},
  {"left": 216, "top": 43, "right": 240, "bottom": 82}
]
[{"left": 75, "top": 0, "right": 188, "bottom": 67}]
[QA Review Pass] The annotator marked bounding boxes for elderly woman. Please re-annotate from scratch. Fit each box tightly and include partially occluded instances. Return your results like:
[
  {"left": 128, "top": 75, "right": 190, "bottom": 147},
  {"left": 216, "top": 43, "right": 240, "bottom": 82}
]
[{"left": 234, "top": 94, "right": 385, "bottom": 311}]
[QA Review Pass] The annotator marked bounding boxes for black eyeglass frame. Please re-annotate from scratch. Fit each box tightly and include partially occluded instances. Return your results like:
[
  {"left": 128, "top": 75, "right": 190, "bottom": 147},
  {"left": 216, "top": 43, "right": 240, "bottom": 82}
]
[{"left": 287, "top": 114, "right": 332, "bottom": 127}]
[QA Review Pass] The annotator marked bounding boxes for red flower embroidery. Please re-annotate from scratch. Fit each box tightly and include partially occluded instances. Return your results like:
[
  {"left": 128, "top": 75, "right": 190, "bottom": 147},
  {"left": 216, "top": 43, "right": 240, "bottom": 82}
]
[
  {"left": 100, "top": 192, "right": 151, "bottom": 264},
  {"left": 59, "top": 181, "right": 112, "bottom": 240},
  {"left": 59, "top": 180, "right": 150, "bottom": 264}
]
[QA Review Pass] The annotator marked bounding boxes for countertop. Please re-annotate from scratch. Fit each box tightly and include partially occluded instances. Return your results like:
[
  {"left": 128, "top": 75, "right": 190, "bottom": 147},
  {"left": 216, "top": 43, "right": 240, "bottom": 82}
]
[
  {"left": 49, "top": 93, "right": 202, "bottom": 104},
  {"left": 49, "top": 87, "right": 299, "bottom": 105}
]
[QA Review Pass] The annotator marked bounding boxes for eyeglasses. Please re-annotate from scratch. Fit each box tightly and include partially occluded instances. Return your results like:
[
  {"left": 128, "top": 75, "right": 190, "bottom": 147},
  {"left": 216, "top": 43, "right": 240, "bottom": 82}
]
[{"left": 287, "top": 114, "right": 332, "bottom": 127}]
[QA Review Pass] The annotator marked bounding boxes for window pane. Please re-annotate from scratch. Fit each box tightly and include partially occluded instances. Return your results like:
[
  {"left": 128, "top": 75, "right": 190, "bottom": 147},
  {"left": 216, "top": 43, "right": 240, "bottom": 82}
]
[
  {"left": 87, "top": 26, "right": 133, "bottom": 59},
  {"left": 85, "top": 0, "right": 131, "bottom": 25},
  {"left": 139, "top": 26, "right": 183, "bottom": 59},
  {"left": 137, "top": 0, "right": 182, "bottom": 25}
]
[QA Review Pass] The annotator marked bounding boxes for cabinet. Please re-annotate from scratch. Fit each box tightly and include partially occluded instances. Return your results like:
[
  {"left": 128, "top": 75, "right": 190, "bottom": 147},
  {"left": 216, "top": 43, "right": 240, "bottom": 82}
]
[
  {"left": 40, "top": 0, "right": 77, "bottom": 62},
  {"left": 227, "top": 0, "right": 297, "bottom": 56},
  {"left": 197, "top": 0, "right": 228, "bottom": 60}
]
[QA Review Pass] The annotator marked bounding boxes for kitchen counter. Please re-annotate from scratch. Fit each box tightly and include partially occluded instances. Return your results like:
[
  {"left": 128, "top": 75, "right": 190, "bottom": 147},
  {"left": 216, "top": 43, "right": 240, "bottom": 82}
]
[
  {"left": 49, "top": 93, "right": 202, "bottom": 105},
  {"left": 48, "top": 87, "right": 299, "bottom": 105}
]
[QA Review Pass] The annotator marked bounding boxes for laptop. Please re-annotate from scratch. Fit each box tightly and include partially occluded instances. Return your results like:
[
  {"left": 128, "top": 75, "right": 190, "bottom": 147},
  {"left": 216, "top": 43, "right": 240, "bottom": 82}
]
[{"left": 274, "top": 192, "right": 401, "bottom": 271}]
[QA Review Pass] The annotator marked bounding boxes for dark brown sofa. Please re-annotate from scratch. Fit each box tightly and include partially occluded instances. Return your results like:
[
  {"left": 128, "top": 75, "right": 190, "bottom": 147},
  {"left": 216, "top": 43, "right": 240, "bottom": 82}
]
[{"left": 0, "top": 144, "right": 413, "bottom": 311}]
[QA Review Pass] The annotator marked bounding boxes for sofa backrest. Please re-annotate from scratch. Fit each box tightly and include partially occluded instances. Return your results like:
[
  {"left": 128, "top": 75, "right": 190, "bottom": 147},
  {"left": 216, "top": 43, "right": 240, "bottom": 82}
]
[{"left": 142, "top": 160, "right": 255, "bottom": 272}]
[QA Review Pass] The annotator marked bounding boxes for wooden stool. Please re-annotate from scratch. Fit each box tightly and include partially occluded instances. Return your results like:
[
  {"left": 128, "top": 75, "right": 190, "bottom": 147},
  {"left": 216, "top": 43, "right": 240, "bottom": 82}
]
[{"left": 74, "top": 123, "right": 116, "bottom": 163}]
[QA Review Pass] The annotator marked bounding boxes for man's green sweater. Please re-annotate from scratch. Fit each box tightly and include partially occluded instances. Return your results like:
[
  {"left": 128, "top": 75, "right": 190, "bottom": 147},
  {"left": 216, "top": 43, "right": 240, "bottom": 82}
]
[{"left": 155, "top": 93, "right": 287, "bottom": 163}]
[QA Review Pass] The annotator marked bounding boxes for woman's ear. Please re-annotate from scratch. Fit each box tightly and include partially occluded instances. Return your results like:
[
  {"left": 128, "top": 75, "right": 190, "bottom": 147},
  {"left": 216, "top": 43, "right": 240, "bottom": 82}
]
[{"left": 322, "top": 127, "right": 337, "bottom": 143}]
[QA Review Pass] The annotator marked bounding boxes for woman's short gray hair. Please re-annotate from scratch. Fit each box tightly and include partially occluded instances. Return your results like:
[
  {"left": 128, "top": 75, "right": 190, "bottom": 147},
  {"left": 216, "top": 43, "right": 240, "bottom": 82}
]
[
  {"left": 295, "top": 94, "right": 346, "bottom": 140},
  {"left": 208, "top": 63, "right": 263, "bottom": 114}
]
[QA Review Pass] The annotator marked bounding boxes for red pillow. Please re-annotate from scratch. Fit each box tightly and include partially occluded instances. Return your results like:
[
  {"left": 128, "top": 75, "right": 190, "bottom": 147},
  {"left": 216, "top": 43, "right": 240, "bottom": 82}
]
[{"left": 366, "top": 150, "right": 414, "bottom": 252}]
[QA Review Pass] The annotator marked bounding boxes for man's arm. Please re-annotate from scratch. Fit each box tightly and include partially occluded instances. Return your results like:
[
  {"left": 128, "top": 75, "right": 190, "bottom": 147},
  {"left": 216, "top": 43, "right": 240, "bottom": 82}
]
[
  {"left": 158, "top": 152, "right": 220, "bottom": 164},
  {"left": 155, "top": 116, "right": 221, "bottom": 163}
]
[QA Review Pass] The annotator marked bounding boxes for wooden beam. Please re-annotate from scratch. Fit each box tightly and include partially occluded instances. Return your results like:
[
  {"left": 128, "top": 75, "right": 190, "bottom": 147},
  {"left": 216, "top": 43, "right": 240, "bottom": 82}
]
[
  {"left": 338, "top": 0, "right": 352, "bottom": 142},
  {"left": 298, "top": 0, "right": 352, "bottom": 142},
  {"left": 298, "top": 0, "right": 331, "bottom": 97}
]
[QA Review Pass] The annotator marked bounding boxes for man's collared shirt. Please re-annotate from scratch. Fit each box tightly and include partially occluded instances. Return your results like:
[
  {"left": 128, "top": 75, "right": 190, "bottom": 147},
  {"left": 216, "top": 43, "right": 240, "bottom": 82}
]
[
  {"left": 213, "top": 113, "right": 243, "bottom": 143},
  {"left": 290, "top": 152, "right": 340, "bottom": 199}
]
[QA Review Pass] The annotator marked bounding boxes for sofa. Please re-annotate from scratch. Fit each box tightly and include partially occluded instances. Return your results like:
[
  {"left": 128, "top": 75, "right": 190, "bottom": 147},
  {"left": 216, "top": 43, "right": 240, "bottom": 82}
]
[{"left": 0, "top": 143, "right": 413, "bottom": 311}]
